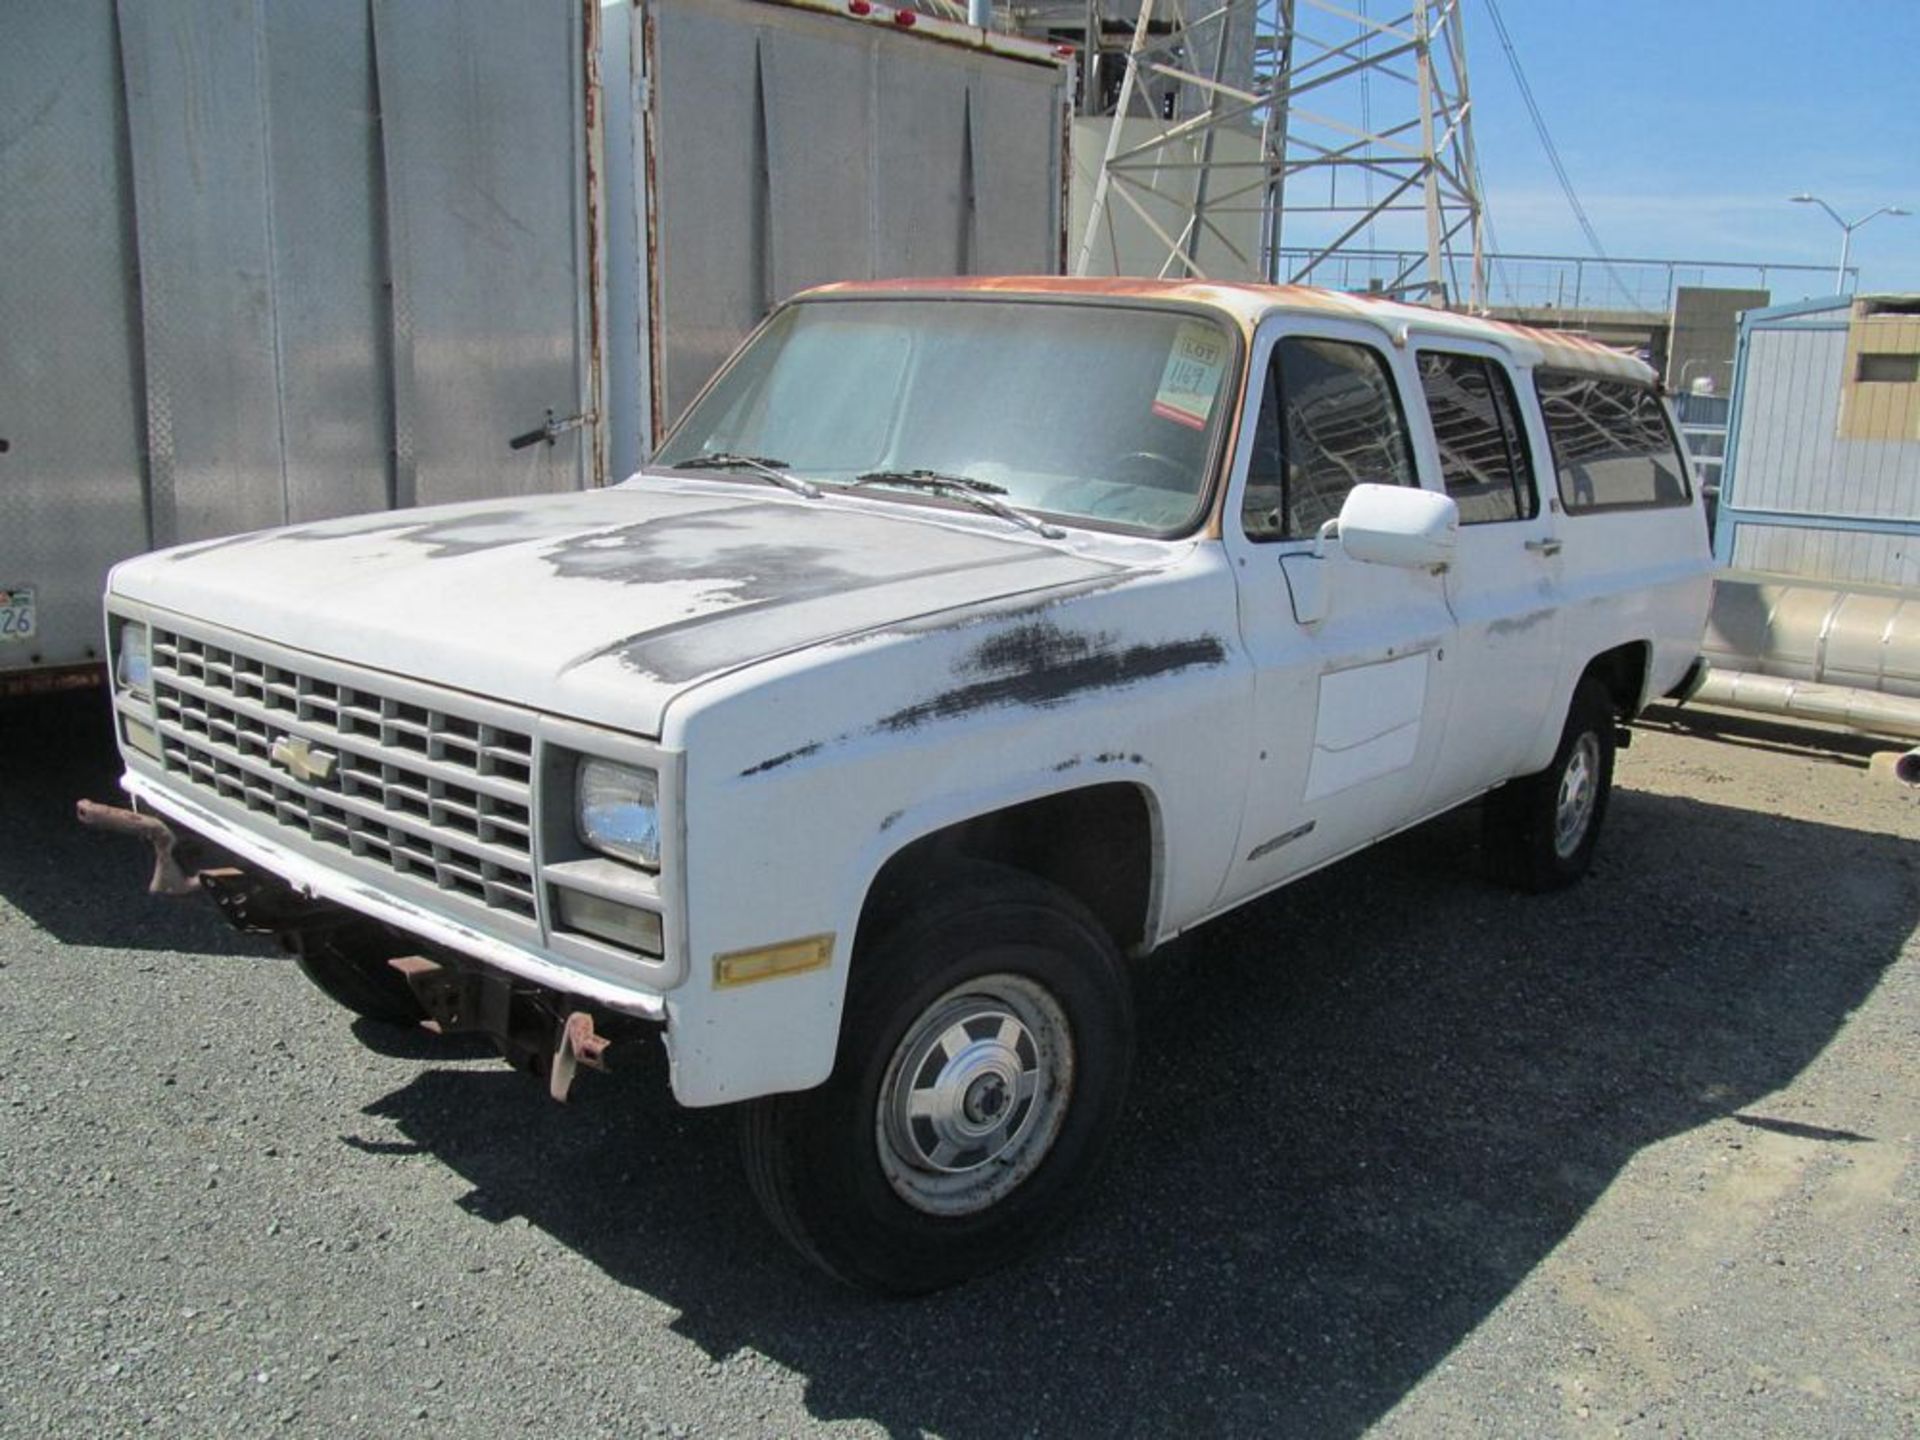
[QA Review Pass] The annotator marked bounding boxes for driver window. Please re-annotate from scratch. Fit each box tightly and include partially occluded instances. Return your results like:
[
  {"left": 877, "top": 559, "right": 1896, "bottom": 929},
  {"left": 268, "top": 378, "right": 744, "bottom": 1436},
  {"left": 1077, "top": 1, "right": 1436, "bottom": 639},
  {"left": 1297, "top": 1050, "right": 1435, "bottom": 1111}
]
[{"left": 1241, "top": 335, "right": 1417, "bottom": 542}]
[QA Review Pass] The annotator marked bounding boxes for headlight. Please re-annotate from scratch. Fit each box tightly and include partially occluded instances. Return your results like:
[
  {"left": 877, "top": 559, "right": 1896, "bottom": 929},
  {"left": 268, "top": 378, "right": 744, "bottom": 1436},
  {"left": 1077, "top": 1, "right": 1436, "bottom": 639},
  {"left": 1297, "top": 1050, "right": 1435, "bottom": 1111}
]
[
  {"left": 576, "top": 758, "right": 661, "bottom": 869},
  {"left": 114, "top": 620, "right": 152, "bottom": 697}
]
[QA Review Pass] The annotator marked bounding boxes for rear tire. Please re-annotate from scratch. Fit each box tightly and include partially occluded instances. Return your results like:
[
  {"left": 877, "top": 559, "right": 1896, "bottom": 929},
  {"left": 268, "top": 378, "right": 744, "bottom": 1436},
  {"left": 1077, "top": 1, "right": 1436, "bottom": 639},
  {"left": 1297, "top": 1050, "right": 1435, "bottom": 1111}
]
[
  {"left": 1484, "top": 676, "right": 1617, "bottom": 892},
  {"left": 740, "top": 862, "right": 1134, "bottom": 1295},
  {"left": 288, "top": 923, "right": 426, "bottom": 1024}
]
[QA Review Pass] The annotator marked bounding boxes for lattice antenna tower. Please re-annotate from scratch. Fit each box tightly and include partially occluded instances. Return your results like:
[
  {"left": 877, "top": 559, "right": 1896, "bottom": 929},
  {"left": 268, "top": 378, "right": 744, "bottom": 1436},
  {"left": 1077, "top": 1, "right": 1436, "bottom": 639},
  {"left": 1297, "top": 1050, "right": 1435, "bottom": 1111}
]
[{"left": 1065, "top": 0, "right": 1485, "bottom": 307}]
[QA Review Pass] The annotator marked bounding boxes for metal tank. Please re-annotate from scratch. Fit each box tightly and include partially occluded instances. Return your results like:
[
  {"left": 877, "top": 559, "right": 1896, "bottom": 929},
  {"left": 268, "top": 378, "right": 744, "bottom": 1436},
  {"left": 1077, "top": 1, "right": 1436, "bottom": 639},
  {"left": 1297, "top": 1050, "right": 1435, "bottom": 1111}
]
[{"left": 1701, "top": 577, "right": 1920, "bottom": 737}]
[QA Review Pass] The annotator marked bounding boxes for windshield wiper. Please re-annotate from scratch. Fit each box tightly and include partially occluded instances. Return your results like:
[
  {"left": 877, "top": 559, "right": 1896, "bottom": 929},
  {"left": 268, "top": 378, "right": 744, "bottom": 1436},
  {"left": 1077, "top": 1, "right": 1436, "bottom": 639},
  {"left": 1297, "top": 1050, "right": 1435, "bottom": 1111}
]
[
  {"left": 851, "top": 469, "right": 1064, "bottom": 540},
  {"left": 854, "top": 468, "right": 1009, "bottom": 495},
  {"left": 674, "top": 452, "right": 820, "bottom": 499}
]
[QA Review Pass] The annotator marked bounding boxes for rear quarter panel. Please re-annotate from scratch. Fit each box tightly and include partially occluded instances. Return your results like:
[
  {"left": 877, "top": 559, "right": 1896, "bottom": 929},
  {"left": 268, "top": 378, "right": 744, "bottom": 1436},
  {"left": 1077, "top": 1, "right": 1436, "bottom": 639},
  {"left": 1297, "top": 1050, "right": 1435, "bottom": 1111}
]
[{"left": 1545, "top": 493, "right": 1713, "bottom": 759}]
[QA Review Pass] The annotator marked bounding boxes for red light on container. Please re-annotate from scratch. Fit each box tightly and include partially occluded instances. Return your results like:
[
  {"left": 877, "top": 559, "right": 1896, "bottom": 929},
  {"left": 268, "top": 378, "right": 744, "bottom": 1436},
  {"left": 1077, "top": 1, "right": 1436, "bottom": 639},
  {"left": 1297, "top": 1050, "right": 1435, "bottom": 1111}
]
[
  {"left": 893, "top": 7, "right": 917, "bottom": 25},
  {"left": 847, "top": 0, "right": 871, "bottom": 12}
]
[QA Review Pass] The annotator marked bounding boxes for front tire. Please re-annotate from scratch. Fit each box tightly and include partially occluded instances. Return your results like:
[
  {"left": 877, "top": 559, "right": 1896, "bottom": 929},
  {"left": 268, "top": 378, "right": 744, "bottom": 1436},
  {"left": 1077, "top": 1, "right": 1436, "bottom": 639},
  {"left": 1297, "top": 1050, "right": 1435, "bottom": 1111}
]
[
  {"left": 740, "top": 863, "right": 1134, "bottom": 1294},
  {"left": 1483, "top": 675, "right": 1617, "bottom": 892}
]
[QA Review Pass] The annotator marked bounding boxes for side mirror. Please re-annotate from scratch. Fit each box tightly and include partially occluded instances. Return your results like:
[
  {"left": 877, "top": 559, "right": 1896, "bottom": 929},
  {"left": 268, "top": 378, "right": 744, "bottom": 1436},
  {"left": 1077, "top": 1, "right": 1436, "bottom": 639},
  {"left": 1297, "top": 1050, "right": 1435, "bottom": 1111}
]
[{"left": 1331, "top": 483, "right": 1459, "bottom": 569}]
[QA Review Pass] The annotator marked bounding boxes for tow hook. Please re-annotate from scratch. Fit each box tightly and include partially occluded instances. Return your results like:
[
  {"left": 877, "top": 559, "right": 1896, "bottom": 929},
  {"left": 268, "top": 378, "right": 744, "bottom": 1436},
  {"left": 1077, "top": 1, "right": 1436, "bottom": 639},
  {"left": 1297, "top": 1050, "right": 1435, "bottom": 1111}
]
[
  {"left": 75, "top": 799, "right": 202, "bottom": 895},
  {"left": 389, "top": 956, "right": 612, "bottom": 1103},
  {"left": 549, "top": 1011, "right": 612, "bottom": 1104}
]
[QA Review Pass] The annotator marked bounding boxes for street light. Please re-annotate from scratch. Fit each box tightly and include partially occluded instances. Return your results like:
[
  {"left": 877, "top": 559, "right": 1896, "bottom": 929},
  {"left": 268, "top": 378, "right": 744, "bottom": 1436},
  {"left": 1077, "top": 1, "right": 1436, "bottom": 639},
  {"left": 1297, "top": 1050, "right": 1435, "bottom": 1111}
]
[{"left": 1788, "top": 193, "right": 1912, "bottom": 294}]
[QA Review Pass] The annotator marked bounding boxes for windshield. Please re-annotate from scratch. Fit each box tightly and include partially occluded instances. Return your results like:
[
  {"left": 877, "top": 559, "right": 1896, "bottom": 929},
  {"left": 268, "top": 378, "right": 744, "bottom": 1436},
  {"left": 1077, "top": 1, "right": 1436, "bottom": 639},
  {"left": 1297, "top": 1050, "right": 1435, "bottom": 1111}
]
[{"left": 652, "top": 298, "right": 1239, "bottom": 535}]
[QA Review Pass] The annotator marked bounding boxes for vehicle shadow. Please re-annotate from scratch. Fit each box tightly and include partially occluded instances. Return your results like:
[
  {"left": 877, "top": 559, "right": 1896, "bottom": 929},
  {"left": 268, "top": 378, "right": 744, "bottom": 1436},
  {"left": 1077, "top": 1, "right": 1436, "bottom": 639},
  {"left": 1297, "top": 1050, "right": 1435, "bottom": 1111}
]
[
  {"left": 360, "top": 783, "right": 1915, "bottom": 1437},
  {"left": 0, "top": 690, "right": 262, "bottom": 956},
  {"left": 1638, "top": 701, "right": 1891, "bottom": 769}
]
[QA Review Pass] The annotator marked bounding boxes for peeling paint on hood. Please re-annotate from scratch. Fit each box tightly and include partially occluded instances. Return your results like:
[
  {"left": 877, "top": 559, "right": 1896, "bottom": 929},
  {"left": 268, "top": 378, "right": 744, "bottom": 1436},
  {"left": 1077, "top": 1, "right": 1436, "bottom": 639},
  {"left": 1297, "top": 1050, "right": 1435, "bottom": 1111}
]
[{"left": 109, "top": 476, "right": 1125, "bottom": 737}]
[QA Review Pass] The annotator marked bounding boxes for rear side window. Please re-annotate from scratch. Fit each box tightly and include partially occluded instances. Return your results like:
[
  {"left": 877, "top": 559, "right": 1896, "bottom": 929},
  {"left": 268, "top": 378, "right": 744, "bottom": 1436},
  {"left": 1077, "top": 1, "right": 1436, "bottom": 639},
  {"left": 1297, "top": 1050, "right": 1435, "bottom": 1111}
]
[
  {"left": 1416, "top": 351, "right": 1538, "bottom": 524},
  {"left": 1242, "top": 336, "right": 1417, "bottom": 541},
  {"left": 1535, "top": 372, "right": 1691, "bottom": 513}
]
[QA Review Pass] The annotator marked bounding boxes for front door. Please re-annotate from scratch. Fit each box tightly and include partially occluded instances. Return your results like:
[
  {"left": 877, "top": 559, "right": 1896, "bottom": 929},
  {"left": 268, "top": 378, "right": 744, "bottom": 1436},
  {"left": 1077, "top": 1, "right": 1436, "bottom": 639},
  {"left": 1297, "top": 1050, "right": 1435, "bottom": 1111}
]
[{"left": 1215, "top": 315, "right": 1459, "bottom": 910}]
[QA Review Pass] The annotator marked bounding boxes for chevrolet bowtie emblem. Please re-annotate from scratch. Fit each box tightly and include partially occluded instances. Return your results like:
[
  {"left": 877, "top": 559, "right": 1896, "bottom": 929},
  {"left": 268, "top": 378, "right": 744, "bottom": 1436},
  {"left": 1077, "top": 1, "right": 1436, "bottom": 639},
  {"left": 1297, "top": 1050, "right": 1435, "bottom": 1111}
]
[{"left": 269, "top": 735, "right": 337, "bottom": 785}]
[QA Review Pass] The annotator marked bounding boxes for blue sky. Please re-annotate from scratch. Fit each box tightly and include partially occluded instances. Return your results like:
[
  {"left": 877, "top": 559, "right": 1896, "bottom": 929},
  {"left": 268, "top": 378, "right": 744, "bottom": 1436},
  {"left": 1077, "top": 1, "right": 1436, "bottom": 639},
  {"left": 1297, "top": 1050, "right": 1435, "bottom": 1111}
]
[{"left": 1467, "top": 2, "right": 1920, "bottom": 297}]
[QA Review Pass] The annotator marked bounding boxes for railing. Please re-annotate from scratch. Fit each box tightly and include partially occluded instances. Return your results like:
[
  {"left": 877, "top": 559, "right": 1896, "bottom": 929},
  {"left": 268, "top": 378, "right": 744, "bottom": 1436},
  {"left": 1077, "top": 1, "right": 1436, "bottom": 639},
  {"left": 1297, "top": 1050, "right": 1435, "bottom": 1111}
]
[
  {"left": 1275, "top": 247, "right": 1853, "bottom": 314},
  {"left": 1670, "top": 391, "right": 1731, "bottom": 501}
]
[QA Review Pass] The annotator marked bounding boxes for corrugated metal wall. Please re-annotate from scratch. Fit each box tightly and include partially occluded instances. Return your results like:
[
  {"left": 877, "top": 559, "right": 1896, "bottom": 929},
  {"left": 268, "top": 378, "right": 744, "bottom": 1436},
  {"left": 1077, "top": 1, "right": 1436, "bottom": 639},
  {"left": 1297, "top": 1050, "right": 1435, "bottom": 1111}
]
[
  {"left": 0, "top": 0, "right": 598, "bottom": 673},
  {"left": 2, "top": 0, "right": 1067, "bottom": 676},
  {"left": 1731, "top": 525, "right": 1915, "bottom": 589},
  {"left": 1734, "top": 326, "right": 1917, "bottom": 522},
  {"left": 120, "top": 0, "right": 596, "bottom": 544},
  {"left": 644, "top": 0, "right": 1066, "bottom": 429},
  {"left": 0, "top": 1, "right": 152, "bottom": 674},
  {"left": 1721, "top": 300, "right": 1920, "bottom": 589}
]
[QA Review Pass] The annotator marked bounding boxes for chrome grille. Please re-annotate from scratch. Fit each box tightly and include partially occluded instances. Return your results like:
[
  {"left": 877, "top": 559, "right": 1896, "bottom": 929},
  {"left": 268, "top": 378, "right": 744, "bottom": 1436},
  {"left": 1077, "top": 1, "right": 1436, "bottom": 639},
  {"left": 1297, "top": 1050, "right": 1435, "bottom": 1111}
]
[{"left": 149, "top": 628, "right": 538, "bottom": 924}]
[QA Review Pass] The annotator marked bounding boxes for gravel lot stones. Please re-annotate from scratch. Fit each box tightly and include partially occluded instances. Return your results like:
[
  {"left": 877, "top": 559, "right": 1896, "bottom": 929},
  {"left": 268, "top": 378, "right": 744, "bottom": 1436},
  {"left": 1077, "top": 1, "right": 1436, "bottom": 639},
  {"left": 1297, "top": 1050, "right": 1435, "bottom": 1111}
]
[{"left": 1, "top": 693, "right": 1913, "bottom": 1437}]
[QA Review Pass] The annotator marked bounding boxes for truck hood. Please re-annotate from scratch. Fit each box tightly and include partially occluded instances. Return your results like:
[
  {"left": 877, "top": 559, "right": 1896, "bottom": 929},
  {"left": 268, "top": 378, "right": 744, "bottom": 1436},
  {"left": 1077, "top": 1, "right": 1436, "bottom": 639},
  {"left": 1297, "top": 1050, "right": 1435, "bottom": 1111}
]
[{"left": 109, "top": 476, "right": 1126, "bottom": 736}]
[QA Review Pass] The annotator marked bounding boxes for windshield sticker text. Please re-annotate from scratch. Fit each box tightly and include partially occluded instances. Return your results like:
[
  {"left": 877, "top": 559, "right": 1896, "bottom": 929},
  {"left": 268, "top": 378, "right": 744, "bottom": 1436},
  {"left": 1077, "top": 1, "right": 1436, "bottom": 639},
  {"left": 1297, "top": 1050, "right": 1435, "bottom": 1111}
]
[{"left": 1151, "top": 322, "right": 1227, "bottom": 430}]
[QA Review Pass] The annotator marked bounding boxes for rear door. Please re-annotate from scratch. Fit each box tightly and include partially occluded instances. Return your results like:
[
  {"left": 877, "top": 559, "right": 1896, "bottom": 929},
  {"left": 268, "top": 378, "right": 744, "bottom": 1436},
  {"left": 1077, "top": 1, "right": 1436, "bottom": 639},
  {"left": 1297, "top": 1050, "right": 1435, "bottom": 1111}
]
[
  {"left": 1216, "top": 314, "right": 1459, "bottom": 908},
  {"left": 1405, "top": 340, "right": 1566, "bottom": 809}
]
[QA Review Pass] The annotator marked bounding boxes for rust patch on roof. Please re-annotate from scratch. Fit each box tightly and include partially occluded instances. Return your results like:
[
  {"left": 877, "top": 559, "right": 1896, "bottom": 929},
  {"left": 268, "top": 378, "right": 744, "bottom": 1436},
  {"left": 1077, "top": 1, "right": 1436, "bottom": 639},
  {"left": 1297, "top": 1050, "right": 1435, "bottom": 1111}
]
[{"left": 798, "top": 276, "right": 1655, "bottom": 382}]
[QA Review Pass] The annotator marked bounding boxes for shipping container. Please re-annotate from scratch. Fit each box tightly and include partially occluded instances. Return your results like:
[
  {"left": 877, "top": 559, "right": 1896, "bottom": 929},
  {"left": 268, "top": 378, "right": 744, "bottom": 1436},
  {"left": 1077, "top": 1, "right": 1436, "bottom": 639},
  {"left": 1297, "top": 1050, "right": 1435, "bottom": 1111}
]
[{"left": 0, "top": 0, "right": 1069, "bottom": 692}]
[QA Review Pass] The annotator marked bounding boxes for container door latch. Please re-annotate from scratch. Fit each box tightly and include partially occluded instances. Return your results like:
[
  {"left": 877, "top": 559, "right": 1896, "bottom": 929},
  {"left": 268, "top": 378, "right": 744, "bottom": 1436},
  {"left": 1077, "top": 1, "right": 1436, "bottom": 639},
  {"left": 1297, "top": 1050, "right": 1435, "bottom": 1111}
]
[{"left": 508, "top": 408, "right": 596, "bottom": 451}]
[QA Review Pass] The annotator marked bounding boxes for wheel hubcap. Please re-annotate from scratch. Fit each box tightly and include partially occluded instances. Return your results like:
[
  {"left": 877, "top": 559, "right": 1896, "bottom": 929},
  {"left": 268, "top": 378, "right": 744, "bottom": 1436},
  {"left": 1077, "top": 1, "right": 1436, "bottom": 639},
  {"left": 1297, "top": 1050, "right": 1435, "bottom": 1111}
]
[
  {"left": 876, "top": 974, "right": 1073, "bottom": 1216},
  {"left": 1554, "top": 732, "right": 1600, "bottom": 858},
  {"left": 964, "top": 1073, "right": 1009, "bottom": 1124}
]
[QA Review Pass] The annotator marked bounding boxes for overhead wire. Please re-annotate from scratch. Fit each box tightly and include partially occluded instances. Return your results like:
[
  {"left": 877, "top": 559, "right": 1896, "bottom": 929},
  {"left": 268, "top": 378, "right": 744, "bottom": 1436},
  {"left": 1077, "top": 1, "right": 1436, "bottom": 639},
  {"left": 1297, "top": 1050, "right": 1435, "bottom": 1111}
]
[{"left": 1480, "top": 0, "right": 1637, "bottom": 308}]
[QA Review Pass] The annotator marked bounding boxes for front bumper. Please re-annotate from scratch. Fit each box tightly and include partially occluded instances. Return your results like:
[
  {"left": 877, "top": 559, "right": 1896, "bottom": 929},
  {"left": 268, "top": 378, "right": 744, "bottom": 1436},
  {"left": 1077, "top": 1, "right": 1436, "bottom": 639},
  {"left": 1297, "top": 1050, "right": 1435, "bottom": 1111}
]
[{"left": 123, "top": 769, "right": 667, "bottom": 1022}]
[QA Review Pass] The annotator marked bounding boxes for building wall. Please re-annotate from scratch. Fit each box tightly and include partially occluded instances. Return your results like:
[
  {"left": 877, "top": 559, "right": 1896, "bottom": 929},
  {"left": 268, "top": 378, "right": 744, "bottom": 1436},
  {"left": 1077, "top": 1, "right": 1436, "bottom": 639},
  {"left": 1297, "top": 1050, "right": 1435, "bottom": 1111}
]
[
  {"left": 1665, "top": 285, "right": 1769, "bottom": 396},
  {"left": 1839, "top": 300, "right": 1920, "bottom": 442}
]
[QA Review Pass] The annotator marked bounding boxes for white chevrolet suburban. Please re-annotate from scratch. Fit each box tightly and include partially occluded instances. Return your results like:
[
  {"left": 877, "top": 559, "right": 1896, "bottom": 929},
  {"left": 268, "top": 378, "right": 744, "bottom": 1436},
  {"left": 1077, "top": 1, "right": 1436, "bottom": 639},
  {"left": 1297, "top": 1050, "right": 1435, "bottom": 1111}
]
[{"left": 95, "top": 279, "right": 1711, "bottom": 1292}]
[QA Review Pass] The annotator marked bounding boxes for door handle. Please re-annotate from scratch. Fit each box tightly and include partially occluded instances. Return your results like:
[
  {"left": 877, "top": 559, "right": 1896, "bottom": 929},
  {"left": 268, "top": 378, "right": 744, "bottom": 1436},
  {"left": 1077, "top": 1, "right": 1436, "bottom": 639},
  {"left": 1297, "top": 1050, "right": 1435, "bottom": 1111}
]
[{"left": 1525, "top": 537, "right": 1563, "bottom": 557}]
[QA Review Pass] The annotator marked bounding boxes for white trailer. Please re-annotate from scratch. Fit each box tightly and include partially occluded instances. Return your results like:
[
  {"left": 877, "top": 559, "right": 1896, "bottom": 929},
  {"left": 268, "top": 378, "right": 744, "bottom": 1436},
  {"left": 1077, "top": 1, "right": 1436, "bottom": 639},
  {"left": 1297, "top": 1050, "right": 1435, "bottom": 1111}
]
[{"left": 0, "top": 0, "right": 1068, "bottom": 693}]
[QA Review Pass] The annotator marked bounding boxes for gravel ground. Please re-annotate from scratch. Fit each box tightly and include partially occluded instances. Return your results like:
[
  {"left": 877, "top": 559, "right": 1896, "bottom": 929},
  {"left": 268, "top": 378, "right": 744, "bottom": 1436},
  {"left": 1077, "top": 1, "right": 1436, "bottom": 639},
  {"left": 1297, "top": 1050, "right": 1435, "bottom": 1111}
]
[{"left": 0, "top": 691, "right": 1912, "bottom": 1438}]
